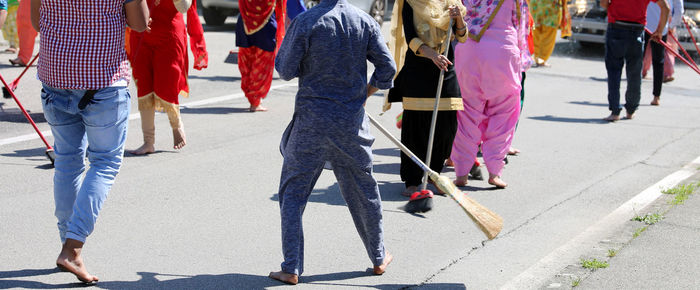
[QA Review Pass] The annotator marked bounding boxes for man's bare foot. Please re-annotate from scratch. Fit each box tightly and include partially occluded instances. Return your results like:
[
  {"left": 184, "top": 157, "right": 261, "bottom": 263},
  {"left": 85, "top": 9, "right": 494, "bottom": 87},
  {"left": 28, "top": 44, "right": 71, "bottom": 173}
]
[
  {"left": 129, "top": 143, "right": 155, "bottom": 155},
  {"left": 249, "top": 105, "right": 268, "bottom": 112},
  {"left": 268, "top": 271, "right": 298, "bottom": 285},
  {"left": 55, "top": 239, "right": 98, "bottom": 284},
  {"left": 488, "top": 175, "right": 507, "bottom": 188},
  {"left": 402, "top": 185, "right": 418, "bottom": 197},
  {"left": 373, "top": 252, "right": 393, "bottom": 275},
  {"left": 508, "top": 147, "right": 520, "bottom": 155},
  {"left": 444, "top": 158, "right": 454, "bottom": 167},
  {"left": 603, "top": 114, "right": 620, "bottom": 122},
  {"left": 624, "top": 112, "right": 634, "bottom": 120},
  {"left": 650, "top": 97, "right": 660, "bottom": 106},
  {"left": 173, "top": 128, "right": 186, "bottom": 150},
  {"left": 454, "top": 175, "right": 468, "bottom": 187}
]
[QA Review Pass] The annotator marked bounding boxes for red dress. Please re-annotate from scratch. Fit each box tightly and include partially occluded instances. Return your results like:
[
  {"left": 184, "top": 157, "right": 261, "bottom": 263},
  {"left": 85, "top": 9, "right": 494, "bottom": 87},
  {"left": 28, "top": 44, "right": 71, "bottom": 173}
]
[{"left": 128, "top": 0, "right": 208, "bottom": 113}]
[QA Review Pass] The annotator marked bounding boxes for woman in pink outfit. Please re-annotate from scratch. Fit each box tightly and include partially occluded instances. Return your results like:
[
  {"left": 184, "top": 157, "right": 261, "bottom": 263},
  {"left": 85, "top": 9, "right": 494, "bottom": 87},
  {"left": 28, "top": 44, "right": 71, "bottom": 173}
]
[{"left": 451, "top": 0, "right": 530, "bottom": 188}]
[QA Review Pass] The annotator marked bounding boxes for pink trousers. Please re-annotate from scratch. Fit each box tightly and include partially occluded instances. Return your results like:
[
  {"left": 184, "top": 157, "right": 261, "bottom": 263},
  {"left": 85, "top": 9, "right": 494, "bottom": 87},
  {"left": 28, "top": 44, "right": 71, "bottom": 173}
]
[{"left": 451, "top": 36, "right": 521, "bottom": 177}]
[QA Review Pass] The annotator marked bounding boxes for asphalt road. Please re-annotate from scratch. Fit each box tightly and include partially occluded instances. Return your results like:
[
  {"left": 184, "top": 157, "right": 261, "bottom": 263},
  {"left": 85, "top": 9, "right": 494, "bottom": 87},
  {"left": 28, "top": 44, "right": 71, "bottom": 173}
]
[{"left": 1, "top": 16, "right": 700, "bottom": 289}]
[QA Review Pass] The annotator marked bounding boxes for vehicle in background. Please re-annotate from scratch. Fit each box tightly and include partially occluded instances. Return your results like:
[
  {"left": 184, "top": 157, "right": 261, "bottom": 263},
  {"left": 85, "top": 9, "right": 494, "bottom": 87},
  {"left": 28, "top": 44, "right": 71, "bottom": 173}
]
[
  {"left": 569, "top": 0, "right": 700, "bottom": 52},
  {"left": 199, "top": 0, "right": 387, "bottom": 26}
]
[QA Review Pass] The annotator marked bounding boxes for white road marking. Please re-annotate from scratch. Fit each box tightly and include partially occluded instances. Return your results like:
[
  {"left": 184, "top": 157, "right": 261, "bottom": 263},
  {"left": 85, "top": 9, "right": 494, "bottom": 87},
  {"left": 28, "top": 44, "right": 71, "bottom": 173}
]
[
  {"left": 501, "top": 156, "right": 700, "bottom": 290},
  {"left": 0, "top": 83, "right": 296, "bottom": 148}
]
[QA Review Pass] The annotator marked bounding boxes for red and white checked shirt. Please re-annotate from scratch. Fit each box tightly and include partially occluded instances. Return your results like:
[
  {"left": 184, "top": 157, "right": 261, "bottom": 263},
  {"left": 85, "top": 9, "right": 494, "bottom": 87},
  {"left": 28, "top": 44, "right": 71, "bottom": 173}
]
[{"left": 38, "top": 1, "right": 131, "bottom": 90}]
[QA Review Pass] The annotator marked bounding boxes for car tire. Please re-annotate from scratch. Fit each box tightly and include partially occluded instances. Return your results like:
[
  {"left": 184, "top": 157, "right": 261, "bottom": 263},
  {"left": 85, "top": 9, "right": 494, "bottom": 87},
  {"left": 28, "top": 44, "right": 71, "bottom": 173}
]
[
  {"left": 368, "top": 0, "right": 385, "bottom": 25},
  {"left": 202, "top": 7, "right": 228, "bottom": 26}
]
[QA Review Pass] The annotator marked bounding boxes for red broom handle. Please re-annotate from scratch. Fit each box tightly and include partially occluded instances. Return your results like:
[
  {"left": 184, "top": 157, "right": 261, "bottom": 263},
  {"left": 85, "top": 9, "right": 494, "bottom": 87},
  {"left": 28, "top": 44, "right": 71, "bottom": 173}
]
[
  {"left": 10, "top": 54, "right": 40, "bottom": 88},
  {"left": 682, "top": 17, "right": 700, "bottom": 54},
  {"left": 667, "top": 29, "right": 698, "bottom": 69},
  {"left": 0, "top": 72, "right": 53, "bottom": 149},
  {"left": 645, "top": 28, "right": 700, "bottom": 76}
]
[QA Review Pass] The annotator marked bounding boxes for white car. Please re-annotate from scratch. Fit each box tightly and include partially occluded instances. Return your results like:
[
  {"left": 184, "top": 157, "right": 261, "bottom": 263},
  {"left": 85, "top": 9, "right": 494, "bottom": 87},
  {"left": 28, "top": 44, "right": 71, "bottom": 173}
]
[{"left": 199, "top": 0, "right": 387, "bottom": 26}]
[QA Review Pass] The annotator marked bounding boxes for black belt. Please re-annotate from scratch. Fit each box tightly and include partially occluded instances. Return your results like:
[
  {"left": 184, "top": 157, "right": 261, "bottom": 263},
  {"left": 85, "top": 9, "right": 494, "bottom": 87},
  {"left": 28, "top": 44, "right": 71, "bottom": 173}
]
[
  {"left": 78, "top": 90, "right": 98, "bottom": 110},
  {"left": 609, "top": 21, "right": 645, "bottom": 32}
]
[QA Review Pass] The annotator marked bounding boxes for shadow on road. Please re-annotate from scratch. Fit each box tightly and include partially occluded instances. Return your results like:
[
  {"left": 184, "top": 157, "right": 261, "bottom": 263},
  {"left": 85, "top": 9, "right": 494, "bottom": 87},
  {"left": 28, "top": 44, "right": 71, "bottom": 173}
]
[
  {"left": 528, "top": 115, "right": 609, "bottom": 124},
  {"left": 0, "top": 108, "right": 47, "bottom": 124},
  {"left": 0, "top": 268, "right": 81, "bottom": 289},
  {"left": 187, "top": 75, "right": 241, "bottom": 82},
  {"left": 568, "top": 101, "right": 608, "bottom": 107}
]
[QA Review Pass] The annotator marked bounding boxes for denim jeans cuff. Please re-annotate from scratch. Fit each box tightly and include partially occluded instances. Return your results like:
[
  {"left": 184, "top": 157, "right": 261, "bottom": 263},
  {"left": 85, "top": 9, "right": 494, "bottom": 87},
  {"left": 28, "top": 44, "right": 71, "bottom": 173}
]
[{"left": 65, "top": 232, "right": 87, "bottom": 243}]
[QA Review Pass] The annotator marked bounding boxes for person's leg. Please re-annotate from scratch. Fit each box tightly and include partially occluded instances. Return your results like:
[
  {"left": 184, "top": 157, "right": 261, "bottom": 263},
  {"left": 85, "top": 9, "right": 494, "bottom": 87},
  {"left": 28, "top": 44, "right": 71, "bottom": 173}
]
[
  {"left": 623, "top": 30, "right": 644, "bottom": 118},
  {"left": 131, "top": 93, "right": 156, "bottom": 154},
  {"left": 57, "top": 87, "right": 131, "bottom": 283},
  {"left": 399, "top": 110, "right": 429, "bottom": 195},
  {"left": 642, "top": 40, "right": 652, "bottom": 78},
  {"left": 605, "top": 27, "right": 626, "bottom": 120},
  {"left": 13, "top": 0, "right": 37, "bottom": 65},
  {"left": 535, "top": 26, "right": 557, "bottom": 65},
  {"left": 152, "top": 37, "right": 188, "bottom": 150},
  {"left": 129, "top": 38, "right": 157, "bottom": 154},
  {"left": 2, "top": 4, "right": 19, "bottom": 50},
  {"left": 40, "top": 86, "right": 87, "bottom": 244},
  {"left": 451, "top": 43, "right": 486, "bottom": 185},
  {"left": 663, "top": 39, "right": 676, "bottom": 81},
  {"left": 271, "top": 127, "right": 326, "bottom": 283},
  {"left": 650, "top": 34, "right": 666, "bottom": 105},
  {"left": 329, "top": 121, "right": 390, "bottom": 274},
  {"left": 238, "top": 46, "right": 273, "bottom": 112}
]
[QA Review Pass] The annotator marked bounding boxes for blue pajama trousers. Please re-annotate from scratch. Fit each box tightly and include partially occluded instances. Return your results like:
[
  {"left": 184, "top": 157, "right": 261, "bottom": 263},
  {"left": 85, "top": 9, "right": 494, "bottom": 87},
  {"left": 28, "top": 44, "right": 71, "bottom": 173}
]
[{"left": 278, "top": 115, "right": 386, "bottom": 276}]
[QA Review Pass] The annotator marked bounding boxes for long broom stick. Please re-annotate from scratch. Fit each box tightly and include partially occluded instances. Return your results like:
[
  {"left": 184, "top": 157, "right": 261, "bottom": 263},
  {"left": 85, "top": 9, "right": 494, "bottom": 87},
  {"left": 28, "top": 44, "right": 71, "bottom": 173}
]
[
  {"left": 368, "top": 114, "right": 503, "bottom": 239},
  {"left": 645, "top": 28, "right": 700, "bottom": 76}
]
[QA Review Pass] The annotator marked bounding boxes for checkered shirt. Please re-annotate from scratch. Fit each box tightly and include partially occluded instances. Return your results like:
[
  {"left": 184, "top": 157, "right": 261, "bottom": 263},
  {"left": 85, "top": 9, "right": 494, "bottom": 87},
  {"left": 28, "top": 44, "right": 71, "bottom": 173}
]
[{"left": 38, "top": 1, "right": 131, "bottom": 90}]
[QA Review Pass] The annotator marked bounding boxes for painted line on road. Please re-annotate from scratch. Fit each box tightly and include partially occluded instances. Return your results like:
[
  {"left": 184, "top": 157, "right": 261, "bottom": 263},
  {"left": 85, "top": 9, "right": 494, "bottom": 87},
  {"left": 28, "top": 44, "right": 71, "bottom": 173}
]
[
  {"left": 501, "top": 155, "right": 700, "bottom": 289},
  {"left": 0, "top": 83, "right": 297, "bottom": 148}
]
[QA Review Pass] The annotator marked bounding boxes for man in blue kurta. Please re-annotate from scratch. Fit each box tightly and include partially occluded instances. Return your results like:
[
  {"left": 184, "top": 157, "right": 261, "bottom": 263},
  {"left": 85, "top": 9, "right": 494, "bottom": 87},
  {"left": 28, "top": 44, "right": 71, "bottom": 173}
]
[{"left": 269, "top": 0, "right": 396, "bottom": 284}]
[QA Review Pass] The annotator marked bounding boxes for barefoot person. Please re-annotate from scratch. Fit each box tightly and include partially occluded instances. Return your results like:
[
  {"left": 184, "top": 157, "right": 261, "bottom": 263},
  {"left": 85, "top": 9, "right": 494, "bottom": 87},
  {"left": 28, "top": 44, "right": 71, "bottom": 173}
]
[
  {"left": 31, "top": 0, "right": 148, "bottom": 283},
  {"left": 450, "top": 0, "right": 532, "bottom": 189},
  {"left": 128, "top": 0, "right": 208, "bottom": 155},
  {"left": 601, "top": 0, "right": 669, "bottom": 121},
  {"left": 269, "top": 0, "right": 396, "bottom": 283}
]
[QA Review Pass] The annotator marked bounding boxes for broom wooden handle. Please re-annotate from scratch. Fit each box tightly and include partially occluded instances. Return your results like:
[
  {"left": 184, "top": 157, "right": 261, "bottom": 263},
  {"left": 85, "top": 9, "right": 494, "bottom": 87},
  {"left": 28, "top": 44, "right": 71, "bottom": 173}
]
[
  {"left": 368, "top": 114, "right": 503, "bottom": 239},
  {"left": 645, "top": 28, "right": 700, "bottom": 75}
]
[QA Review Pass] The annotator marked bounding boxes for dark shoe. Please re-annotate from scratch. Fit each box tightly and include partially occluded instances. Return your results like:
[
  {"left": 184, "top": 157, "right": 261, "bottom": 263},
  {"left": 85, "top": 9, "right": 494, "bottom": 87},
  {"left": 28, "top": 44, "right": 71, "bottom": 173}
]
[{"left": 469, "top": 163, "right": 483, "bottom": 180}]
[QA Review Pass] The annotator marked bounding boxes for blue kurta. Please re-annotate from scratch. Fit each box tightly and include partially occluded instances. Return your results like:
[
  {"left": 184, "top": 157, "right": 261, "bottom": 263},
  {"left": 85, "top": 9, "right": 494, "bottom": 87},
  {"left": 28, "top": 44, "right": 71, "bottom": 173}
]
[{"left": 274, "top": 0, "right": 396, "bottom": 276}]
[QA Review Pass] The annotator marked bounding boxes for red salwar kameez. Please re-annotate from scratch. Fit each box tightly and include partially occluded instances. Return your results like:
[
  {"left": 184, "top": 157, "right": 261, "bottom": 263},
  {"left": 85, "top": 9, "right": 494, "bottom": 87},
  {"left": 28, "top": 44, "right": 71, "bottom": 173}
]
[
  {"left": 236, "top": 0, "right": 287, "bottom": 109},
  {"left": 128, "top": 0, "right": 207, "bottom": 150}
]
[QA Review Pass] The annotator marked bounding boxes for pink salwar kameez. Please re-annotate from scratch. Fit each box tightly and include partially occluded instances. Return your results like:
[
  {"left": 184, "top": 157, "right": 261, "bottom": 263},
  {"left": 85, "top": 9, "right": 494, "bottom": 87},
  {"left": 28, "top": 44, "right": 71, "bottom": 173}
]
[{"left": 451, "top": 0, "right": 528, "bottom": 178}]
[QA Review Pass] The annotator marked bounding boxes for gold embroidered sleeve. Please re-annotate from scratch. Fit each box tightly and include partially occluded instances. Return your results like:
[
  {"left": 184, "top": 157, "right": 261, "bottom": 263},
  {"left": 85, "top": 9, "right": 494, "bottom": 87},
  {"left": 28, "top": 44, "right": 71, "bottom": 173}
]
[{"left": 408, "top": 37, "right": 425, "bottom": 56}]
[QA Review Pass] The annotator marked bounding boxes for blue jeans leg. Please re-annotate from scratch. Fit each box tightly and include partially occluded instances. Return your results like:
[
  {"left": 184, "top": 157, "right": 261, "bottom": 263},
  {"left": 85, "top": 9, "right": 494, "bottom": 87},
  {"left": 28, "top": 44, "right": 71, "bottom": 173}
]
[{"left": 41, "top": 85, "right": 131, "bottom": 243}]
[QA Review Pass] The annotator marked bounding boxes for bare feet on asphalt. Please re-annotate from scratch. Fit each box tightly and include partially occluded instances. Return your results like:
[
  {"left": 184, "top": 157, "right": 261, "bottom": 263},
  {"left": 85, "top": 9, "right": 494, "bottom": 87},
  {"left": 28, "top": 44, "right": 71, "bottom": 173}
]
[
  {"left": 651, "top": 97, "right": 660, "bottom": 106},
  {"left": 373, "top": 252, "right": 393, "bottom": 275},
  {"left": 268, "top": 271, "right": 299, "bottom": 285},
  {"left": 55, "top": 239, "right": 99, "bottom": 284},
  {"left": 249, "top": 105, "right": 268, "bottom": 112},
  {"left": 130, "top": 143, "right": 155, "bottom": 155},
  {"left": 488, "top": 175, "right": 507, "bottom": 189},
  {"left": 444, "top": 158, "right": 454, "bottom": 167},
  {"left": 454, "top": 175, "right": 468, "bottom": 187},
  {"left": 603, "top": 114, "right": 620, "bottom": 122},
  {"left": 624, "top": 112, "right": 634, "bottom": 120},
  {"left": 508, "top": 147, "right": 520, "bottom": 155},
  {"left": 173, "top": 128, "right": 186, "bottom": 150}
]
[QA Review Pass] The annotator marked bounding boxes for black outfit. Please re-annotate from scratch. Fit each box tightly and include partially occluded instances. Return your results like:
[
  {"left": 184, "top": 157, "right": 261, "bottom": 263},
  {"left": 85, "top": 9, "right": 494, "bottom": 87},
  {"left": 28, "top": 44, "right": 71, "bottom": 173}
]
[
  {"left": 387, "top": 1, "right": 460, "bottom": 188},
  {"left": 643, "top": 32, "right": 667, "bottom": 98}
]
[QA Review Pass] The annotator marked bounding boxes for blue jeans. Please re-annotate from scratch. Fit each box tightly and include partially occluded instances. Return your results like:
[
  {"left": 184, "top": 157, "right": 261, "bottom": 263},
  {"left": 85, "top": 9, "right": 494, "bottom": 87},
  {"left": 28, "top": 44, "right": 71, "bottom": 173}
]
[
  {"left": 605, "top": 25, "right": 644, "bottom": 115},
  {"left": 41, "top": 85, "right": 131, "bottom": 243}
]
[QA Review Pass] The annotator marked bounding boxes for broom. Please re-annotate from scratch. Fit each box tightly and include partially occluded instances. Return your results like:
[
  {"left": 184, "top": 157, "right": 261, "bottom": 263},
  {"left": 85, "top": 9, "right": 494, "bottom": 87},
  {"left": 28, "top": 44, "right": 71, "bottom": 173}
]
[
  {"left": 2, "top": 54, "right": 40, "bottom": 99},
  {"left": 368, "top": 114, "right": 503, "bottom": 239},
  {"left": 403, "top": 19, "right": 455, "bottom": 213},
  {"left": 0, "top": 71, "right": 56, "bottom": 165}
]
